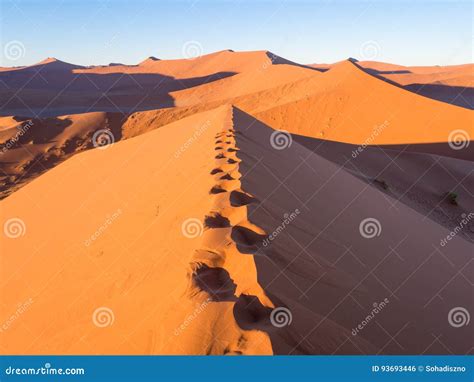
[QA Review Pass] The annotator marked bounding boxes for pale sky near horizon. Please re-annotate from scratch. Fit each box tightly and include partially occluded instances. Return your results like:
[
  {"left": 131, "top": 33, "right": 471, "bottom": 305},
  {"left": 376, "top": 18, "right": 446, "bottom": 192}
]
[{"left": 0, "top": 0, "right": 472, "bottom": 67}]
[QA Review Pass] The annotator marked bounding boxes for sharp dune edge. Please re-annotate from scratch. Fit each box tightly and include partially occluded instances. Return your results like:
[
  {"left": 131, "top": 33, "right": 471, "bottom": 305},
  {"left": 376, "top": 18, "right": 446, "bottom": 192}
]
[{"left": 0, "top": 51, "right": 473, "bottom": 355}]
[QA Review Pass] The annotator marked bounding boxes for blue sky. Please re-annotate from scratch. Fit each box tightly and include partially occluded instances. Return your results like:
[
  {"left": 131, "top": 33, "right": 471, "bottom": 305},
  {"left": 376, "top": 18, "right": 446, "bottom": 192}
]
[{"left": 0, "top": 0, "right": 472, "bottom": 67}]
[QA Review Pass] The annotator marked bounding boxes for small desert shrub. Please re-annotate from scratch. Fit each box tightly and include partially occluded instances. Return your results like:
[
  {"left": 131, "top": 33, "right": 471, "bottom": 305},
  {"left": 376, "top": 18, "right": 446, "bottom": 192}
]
[
  {"left": 374, "top": 178, "right": 389, "bottom": 190},
  {"left": 445, "top": 192, "right": 458, "bottom": 206}
]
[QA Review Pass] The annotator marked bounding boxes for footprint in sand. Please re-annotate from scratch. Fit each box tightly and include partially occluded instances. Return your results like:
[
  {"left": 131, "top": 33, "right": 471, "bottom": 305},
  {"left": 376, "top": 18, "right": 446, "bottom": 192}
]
[
  {"left": 210, "top": 185, "right": 227, "bottom": 194},
  {"left": 231, "top": 224, "right": 267, "bottom": 254},
  {"left": 210, "top": 168, "right": 224, "bottom": 175},
  {"left": 209, "top": 179, "right": 240, "bottom": 194},
  {"left": 191, "top": 264, "right": 237, "bottom": 302},
  {"left": 219, "top": 173, "right": 235, "bottom": 180},
  {"left": 229, "top": 190, "right": 257, "bottom": 207},
  {"left": 233, "top": 294, "right": 275, "bottom": 332},
  {"left": 204, "top": 212, "right": 231, "bottom": 228},
  {"left": 187, "top": 121, "right": 273, "bottom": 354}
]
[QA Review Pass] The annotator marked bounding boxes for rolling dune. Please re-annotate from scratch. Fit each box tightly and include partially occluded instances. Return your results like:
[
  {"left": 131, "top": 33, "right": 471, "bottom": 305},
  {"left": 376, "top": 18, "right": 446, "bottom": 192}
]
[{"left": 0, "top": 51, "right": 472, "bottom": 355}]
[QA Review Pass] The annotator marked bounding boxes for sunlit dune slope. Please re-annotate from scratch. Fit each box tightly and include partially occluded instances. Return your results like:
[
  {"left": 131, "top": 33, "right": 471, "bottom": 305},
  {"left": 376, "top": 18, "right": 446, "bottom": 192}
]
[
  {"left": 310, "top": 60, "right": 473, "bottom": 109},
  {"left": 310, "top": 61, "right": 473, "bottom": 87},
  {"left": 254, "top": 60, "right": 473, "bottom": 158},
  {"left": 0, "top": 105, "right": 279, "bottom": 355},
  {"left": 171, "top": 64, "right": 319, "bottom": 107},
  {"left": 80, "top": 50, "right": 303, "bottom": 78},
  {"left": 122, "top": 59, "right": 472, "bottom": 160}
]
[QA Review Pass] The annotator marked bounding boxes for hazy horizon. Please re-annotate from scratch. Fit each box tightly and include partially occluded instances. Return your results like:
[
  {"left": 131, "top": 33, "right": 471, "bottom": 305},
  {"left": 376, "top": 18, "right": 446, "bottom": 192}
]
[{"left": 1, "top": 0, "right": 472, "bottom": 67}]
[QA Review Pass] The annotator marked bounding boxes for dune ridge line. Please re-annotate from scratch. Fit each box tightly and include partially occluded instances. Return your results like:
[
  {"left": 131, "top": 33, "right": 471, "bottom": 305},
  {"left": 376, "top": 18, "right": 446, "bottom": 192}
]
[{"left": 185, "top": 105, "right": 275, "bottom": 355}]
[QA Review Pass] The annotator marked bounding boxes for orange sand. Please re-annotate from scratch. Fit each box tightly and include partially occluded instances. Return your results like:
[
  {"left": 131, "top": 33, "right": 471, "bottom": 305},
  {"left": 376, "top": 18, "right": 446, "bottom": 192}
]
[{"left": 0, "top": 51, "right": 472, "bottom": 355}]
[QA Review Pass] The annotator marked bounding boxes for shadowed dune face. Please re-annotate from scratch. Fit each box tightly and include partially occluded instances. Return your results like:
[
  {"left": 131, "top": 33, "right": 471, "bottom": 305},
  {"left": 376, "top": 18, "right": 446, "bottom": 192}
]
[
  {"left": 0, "top": 50, "right": 308, "bottom": 117},
  {"left": 0, "top": 62, "right": 237, "bottom": 117},
  {"left": 0, "top": 51, "right": 473, "bottom": 356},
  {"left": 402, "top": 84, "right": 473, "bottom": 110},
  {"left": 292, "top": 134, "right": 474, "bottom": 239},
  {"left": 231, "top": 107, "right": 473, "bottom": 355}
]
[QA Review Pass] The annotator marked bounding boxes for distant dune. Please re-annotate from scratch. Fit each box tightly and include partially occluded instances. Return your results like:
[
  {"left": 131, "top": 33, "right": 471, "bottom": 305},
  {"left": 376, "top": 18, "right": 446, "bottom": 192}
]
[
  {"left": 310, "top": 60, "right": 474, "bottom": 109},
  {"left": 0, "top": 50, "right": 472, "bottom": 355}
]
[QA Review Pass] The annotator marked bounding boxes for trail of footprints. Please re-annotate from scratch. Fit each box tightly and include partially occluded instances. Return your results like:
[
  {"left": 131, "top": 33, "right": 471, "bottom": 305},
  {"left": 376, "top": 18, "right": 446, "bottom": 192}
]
[{"left": 186, "top": 110, "right": 271, "bottom": 354}]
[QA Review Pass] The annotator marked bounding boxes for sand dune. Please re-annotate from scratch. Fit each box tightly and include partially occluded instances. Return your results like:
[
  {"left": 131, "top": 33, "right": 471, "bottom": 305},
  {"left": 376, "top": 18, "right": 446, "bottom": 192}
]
[
  {"left": 0, "top": 50, "right": 299, "bottom": 88},
  {"left": 126, "top": 59, "right": 473, "bottom": 155},
  {"left": 84, "top": 50, "right": 300, "bottom": 78},
  {"left": 310, "top": 60, "right": 474, "bottom": 87},
  {"left": 1, "top": 51, "right": 472, "bottom": 355},
  {"left": 0, "top": 106, "right": 278, "bottom": 354},
  {"left": 4, "top": 51, "right": 471, "bottom": 118},
  {"left": 255, "top": 60, "right": 473, "bottom": 159},
  {"left": 359, "top": 62, "right": 473, "bottom": 110},
  {"left": 0, "top": 106, "right": 230, "bottom": 354},
  {"left": 358, "top": 61, "right": 473, "bottom": 86},
  {"left": 0, "top": 112, "right": 126, "bottom": 199},
  {"left": 0, "top": 50, "right": 307, "bottom": 117},
  {"left": 135, "top": 60, "right": 473, "bottom": 160},
  {"left": 293, "top": 134, "right": 474, "bottom": 239},
  {"left": 231, "top": 107, "right": 472, "bottom": 354},
  {"left": 171, "top": 64, "right": 319, "bottom": 107},
  {"left": 1, "top": 105, "right": 471, "bottom": 354},
  {"left": 311, "top": 60, "right": 473, "bottom": 109},
  {"left": 1, "top": 55, "right": 471, "bottom": 200}
]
